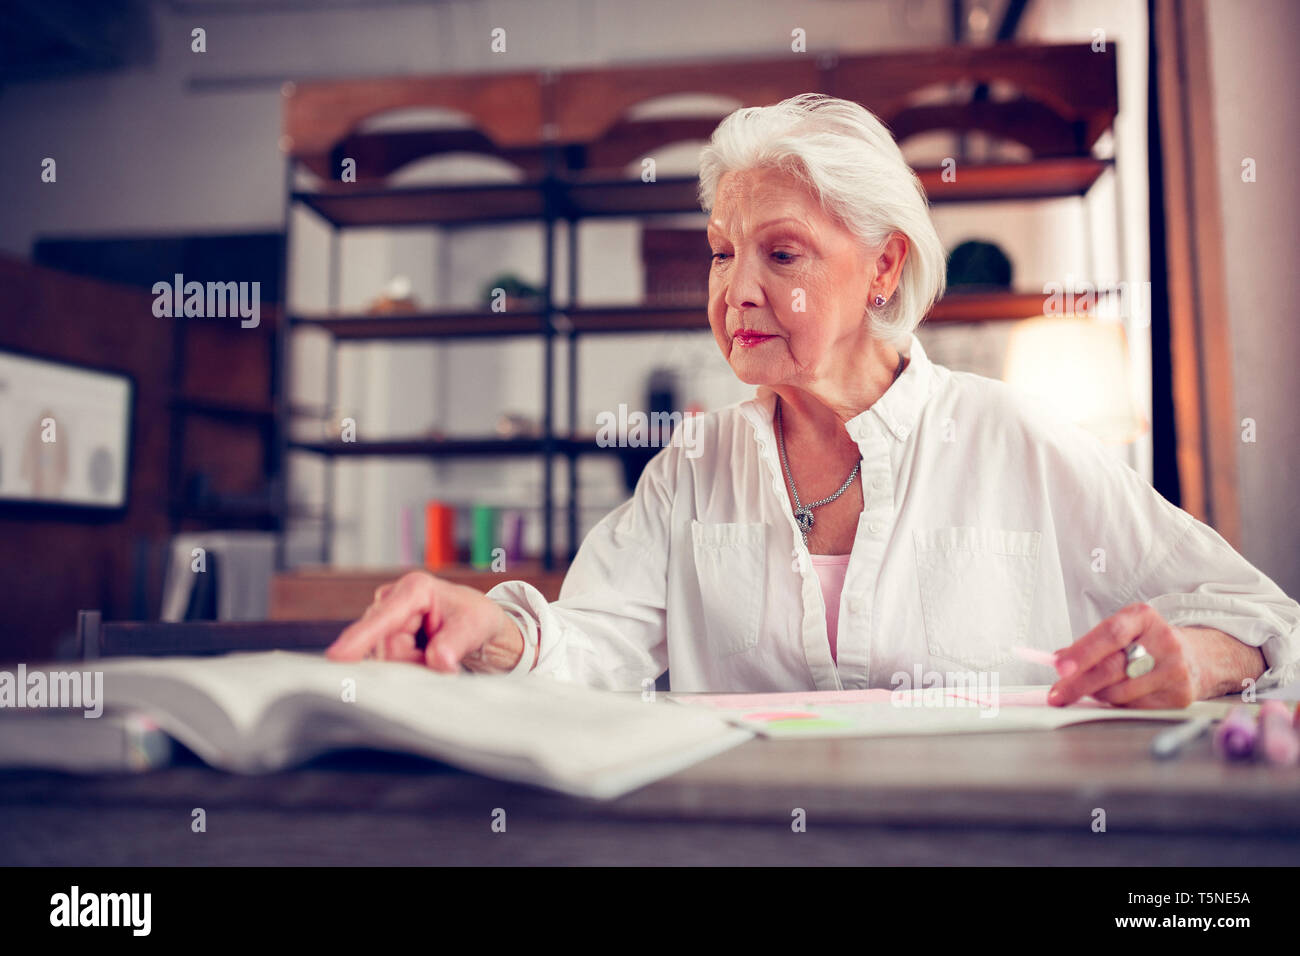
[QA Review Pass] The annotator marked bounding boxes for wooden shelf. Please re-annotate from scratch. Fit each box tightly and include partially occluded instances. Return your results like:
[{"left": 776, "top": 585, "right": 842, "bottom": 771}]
[
  {"left": 565, "top": 304, "right": 708, "bottom": 334},
  {"left": 292, "top": 158, "right": 1112, "bottom": 232},
  {"left": 170, "top": 395, "right": 276, "bottom": 421},
  {"left": 928, "top": 290, "right": 1054, "bottom": 323},
  {"left": 560, "top": 175, "right": 703, "bottom": 217},
  {"left": 289, "top": 435, "right": 620, "bottom": 458},
  {"left": 918, "top": 157, "right": 1111, "bottom": 203},
  {"left": 290, "top": 293, "right": 1081, "bottom": 342},
  {"left": 291, "top": 436, "right": 546, "bottom": 457},
  {"left": 293, "top": 182, "right": 547, "bottom": 228},
  {"left": 291, "top": 310, "right": 549, "bottom": 340}
]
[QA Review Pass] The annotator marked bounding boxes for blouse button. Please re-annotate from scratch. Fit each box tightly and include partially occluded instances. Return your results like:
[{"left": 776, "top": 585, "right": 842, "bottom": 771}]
[{"left": 868, "top": 521, "right": 884, "bottom": 535}]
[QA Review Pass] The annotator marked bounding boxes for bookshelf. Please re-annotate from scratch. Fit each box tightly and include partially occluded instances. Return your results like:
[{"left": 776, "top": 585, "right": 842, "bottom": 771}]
[{"left": 277, "top": 42, "right": 1120, "bottom": 572}]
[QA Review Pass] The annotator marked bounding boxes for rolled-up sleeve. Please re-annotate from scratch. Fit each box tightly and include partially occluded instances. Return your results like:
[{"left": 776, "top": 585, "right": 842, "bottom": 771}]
[
  {"left": 1136, "top": 515, "right": 1300, "bottom": 691},
  {"left": 483, "top": 441, "right": 677, "bottom": 690},
  {"left": 1027, "top": 400, "right": 1300, "bottom": 693}
]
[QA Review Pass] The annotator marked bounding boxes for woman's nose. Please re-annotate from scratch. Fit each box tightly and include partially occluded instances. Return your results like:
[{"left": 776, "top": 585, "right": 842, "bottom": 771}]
[{"left": 722, "top": 254, "right": 766, "bottom": 312}]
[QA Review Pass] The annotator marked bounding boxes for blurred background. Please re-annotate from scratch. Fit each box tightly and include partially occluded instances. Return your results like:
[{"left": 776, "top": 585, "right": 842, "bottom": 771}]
[{"left": 0, "top": 0, "right": 1295, "bottom": 663}]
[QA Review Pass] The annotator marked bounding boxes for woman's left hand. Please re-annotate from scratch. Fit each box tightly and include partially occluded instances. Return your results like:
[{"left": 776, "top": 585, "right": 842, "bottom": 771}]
[{"left": 1048, "top": 603, "right": 1263, "bottom": 709}]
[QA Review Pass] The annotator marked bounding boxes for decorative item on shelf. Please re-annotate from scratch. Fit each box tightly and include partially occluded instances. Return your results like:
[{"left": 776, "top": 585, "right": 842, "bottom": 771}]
[
  {"left": 470, "top": 504, "right": 498, "bottom": 570},
  {"left": 494, "top": 412, "right": 541, "bottom": 439},
  {"left": 945, "top": 239, "right": 1014, "bottom": 291},
  {"left": 321, "top": 408, "right": 357, "bottom": 442},
  {"left": 480, "top": 273, "right": 544, "bottom": 312},
  {"left": 504, "top": 511, "right": 526, "bottom": 564},
  {"left": 618, "top": 367, "right": 679, "bottom": 492},
  {"left": 1002, "top": 316, "right": 1148, "bottom": 444},
  {"left": 423, "top": 500, "right": 457, "bottom": 570},
  {"left": 365, "top": 275, "right": 419, "bottom": 315},
  {"left": 399, "top": 504, "right": 415, "bottom": 566},
  {"left": 647, "top": 368, "right": 679, "bottom": 445}
]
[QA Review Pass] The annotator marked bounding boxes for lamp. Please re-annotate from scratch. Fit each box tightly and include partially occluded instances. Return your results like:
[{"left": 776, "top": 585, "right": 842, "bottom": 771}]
[{"left": 1002, "top": 316, "right": 1149, "bottom": 444}]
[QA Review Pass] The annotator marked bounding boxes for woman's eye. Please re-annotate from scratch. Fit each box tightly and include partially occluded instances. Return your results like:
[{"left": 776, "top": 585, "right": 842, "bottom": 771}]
[
  {"left": 772, "top": 251, "right": 797, "bottom": 263},
  {"left": 711, "top": 252, "right": 730, "bottom": 262}
]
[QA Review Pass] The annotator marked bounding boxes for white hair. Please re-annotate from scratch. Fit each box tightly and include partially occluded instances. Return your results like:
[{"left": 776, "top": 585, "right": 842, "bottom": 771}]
[{"left": 697, "top": 93, "right": 946, "bottom": 346}]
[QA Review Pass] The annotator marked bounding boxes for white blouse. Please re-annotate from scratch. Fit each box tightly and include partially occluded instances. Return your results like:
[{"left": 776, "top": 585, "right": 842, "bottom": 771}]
[{"left": 486, "top": 335, "right": 1300, "bottom": 694}]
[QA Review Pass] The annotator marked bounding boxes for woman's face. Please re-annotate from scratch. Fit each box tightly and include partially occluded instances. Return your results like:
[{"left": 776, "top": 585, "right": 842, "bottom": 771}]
[{"left": 706, "top": 165, "right": 878, "bottom": 388}]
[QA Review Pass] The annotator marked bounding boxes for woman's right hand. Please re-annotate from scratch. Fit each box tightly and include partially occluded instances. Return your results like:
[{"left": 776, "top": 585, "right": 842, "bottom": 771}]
[{"left": 325, "top": 570, "right": 531, "bottom": 674}]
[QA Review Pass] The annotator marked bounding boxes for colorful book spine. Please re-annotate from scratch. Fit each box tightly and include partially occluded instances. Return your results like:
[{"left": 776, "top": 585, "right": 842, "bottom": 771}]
[
  {"left": 423, "top": 501, "right": 457, "bottom": 569},
  {"left": 471, "top": 504, "right": 497, "bottom": 570}
]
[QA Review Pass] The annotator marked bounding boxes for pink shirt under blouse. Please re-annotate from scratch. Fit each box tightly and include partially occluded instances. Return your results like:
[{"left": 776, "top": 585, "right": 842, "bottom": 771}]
[{"left": 809, "top": 552, "right": 852, "bottom": 664}]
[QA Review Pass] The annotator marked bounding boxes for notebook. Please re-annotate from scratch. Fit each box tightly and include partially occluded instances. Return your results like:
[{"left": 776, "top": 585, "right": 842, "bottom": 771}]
[
  {"left": 668, "top": 686, "right": 1246, "bottom": 739},
  {"left": 0, "top": 651, "right": 751, "bottom": 800}
]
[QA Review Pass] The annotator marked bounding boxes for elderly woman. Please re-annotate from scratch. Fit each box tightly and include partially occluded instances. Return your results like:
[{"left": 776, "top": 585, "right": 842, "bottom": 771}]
[{"left": 328, "top": 94, "right": 1300, "bottom": 708}]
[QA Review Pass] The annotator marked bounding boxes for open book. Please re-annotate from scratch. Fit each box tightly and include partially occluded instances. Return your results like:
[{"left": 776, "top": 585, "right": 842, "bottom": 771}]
[{"left": 2, "top": 652, "right": 751, "bottom": 800}]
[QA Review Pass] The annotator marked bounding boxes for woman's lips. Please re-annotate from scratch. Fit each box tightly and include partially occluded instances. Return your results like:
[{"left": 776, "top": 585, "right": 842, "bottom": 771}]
[{"left": 733, "top": 331, "right": 776, "bottom": 347}]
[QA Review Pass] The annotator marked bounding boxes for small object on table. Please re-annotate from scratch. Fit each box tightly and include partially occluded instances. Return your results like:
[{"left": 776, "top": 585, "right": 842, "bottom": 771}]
[
  {"left": 1150, "top": 715, "right": 1215, "bottom": 760},
  {"left": 1213, "top": 705, "right": 1259, "bottom": 761},
  {"left": 1258, "top": 700, "right": 1300, "bottom": 766}
]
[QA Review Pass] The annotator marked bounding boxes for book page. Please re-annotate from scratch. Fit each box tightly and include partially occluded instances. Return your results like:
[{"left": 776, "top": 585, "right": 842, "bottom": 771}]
[{"left": 93, "top": 651, "right": 751, "bottom": 797}]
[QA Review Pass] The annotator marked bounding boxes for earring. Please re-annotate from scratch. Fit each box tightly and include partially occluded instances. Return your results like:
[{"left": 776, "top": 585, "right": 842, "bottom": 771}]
[{"left": 873, "top": 294, "right": 887, "bottom": 307}]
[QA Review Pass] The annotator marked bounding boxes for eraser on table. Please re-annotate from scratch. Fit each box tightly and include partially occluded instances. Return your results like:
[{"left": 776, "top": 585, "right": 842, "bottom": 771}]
[
  {"left": 1213, "top": 705, "right": 1258, "bottom": 761},
  {"left": 1258, "top": 700, "right": 1300, "bottom": 766}
]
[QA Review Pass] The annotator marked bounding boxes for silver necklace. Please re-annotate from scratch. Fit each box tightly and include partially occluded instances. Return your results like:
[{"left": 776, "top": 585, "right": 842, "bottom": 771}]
[{"left": 775, "top": 352, "right": 906, "bottom": 545}]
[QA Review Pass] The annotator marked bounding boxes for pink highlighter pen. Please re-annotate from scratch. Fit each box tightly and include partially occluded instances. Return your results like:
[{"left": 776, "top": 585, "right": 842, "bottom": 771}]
[
  {"left": 1258, "top": 700, "right": 1300, "bottom": 767},
  {"left": 1212, "top": 706, "right": 1258, "bottom": 761}
]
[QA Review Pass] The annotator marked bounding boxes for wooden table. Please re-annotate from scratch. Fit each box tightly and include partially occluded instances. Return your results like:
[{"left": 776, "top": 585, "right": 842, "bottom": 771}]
[{"left": 3, "top": 717, "right": 1298, "bottom": 866}]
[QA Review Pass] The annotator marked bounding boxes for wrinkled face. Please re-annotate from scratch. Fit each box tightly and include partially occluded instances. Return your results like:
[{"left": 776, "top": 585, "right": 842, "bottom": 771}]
[{"left": 706, "top": 165, "right": 875, "bottom": 387}]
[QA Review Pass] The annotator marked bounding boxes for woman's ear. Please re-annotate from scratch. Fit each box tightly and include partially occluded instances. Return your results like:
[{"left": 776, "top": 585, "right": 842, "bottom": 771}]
[{"left": 872, "top": 232, "right": 909, "bottom": 299}]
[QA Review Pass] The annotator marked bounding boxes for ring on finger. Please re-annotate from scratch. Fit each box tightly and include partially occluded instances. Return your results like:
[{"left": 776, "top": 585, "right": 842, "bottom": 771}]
[{"left": 1124, "top": 641, "right": 1154, "bottom": 679}]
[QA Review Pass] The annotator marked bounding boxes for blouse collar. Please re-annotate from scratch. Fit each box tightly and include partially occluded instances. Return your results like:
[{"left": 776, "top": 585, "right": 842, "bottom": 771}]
[{"left": 739, "top": 333, "right": 938, "bottom": 444}]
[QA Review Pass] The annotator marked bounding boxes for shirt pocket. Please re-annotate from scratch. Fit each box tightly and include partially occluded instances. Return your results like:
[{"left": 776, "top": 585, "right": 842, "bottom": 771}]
[
  {"left": 913, "top": 527, "right": 1041, "bottom": 671},
  {"left": 691, "top": 520, "right": 765, "bottom": 657}
]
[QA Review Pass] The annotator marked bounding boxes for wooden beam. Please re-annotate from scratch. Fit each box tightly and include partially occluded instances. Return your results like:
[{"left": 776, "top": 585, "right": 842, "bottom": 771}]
[{"left": 1154, "top": 0, "right": 1240, "bottom": 543}]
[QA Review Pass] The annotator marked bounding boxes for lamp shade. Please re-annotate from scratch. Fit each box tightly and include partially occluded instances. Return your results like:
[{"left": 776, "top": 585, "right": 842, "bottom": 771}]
[{"left": 1002, "top": 316, "right": 1148, "bottom": 444}]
